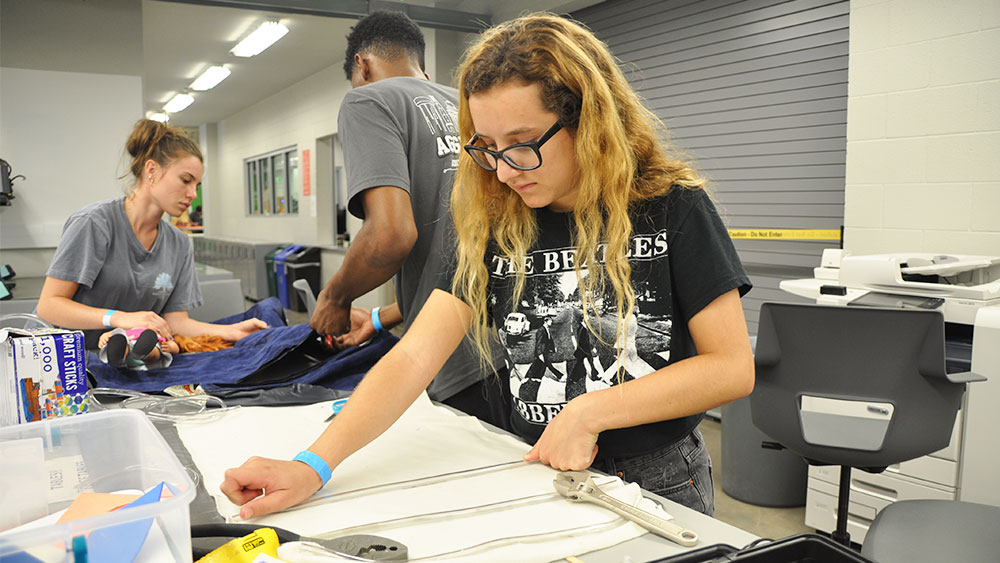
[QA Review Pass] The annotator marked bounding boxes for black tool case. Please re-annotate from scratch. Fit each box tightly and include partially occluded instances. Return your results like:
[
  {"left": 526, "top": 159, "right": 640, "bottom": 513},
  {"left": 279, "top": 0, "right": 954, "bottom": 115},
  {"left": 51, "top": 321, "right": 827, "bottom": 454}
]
[{"left": 651, "top": 534, "right": 874, "bottom": 563}]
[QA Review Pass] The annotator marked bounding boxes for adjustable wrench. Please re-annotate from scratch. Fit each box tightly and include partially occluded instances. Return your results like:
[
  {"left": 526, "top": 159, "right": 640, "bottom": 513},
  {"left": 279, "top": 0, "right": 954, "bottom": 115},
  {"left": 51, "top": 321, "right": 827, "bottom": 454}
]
[{"left": 553, "top": 471, "right": 698, "bottom": 547}]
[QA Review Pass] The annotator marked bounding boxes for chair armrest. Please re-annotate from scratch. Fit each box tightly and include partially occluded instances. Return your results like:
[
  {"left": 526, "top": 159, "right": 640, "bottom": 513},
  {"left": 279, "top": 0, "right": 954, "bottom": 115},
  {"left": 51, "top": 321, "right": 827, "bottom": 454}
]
[{"left": 943, "top": 371, "right": 987, "bottom": 384}]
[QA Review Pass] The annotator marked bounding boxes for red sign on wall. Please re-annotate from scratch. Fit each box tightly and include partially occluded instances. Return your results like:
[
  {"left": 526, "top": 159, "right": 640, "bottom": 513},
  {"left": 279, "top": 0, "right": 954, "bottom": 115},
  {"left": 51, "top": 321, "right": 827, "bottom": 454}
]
[{"left": 302, "top": 148, "right": 311, "bottom": 196}]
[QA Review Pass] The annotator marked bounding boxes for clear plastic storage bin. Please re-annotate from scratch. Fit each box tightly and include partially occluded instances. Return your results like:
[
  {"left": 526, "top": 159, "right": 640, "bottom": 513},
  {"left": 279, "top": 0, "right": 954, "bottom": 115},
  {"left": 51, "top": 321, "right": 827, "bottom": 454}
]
[{"left": 0, "top": 409, "right": 195, "bottom": 562}]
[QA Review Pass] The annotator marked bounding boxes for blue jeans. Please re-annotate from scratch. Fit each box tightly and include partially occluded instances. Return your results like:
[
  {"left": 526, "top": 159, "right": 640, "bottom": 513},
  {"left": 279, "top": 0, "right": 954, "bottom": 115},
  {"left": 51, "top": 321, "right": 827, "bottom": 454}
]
[{"left": 591, "top": 429, "right": 715, "bottom": 516}]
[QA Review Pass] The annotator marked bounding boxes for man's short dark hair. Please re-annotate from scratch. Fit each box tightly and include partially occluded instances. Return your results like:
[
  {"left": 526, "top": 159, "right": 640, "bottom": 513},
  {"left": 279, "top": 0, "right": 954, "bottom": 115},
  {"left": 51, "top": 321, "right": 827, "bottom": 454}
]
[{"left": 343, "top": 11, "right": 426, "bottom": 79}]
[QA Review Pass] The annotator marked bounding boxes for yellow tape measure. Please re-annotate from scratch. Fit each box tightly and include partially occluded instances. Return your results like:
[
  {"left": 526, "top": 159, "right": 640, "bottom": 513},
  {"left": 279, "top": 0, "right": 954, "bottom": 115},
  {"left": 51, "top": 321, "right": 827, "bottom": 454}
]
[
  {"left": 196, "top": 528, "right": 279, "bottom": 563},
  {"left": 728, "top": 229, "right": 841, "bottom": 241}
]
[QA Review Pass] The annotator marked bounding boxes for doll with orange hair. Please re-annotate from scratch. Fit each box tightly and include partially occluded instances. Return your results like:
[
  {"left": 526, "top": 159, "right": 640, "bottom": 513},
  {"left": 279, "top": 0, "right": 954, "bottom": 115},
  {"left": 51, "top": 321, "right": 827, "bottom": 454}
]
[{"left": 98, "top": 328, "right": 235, "bottom": 369}]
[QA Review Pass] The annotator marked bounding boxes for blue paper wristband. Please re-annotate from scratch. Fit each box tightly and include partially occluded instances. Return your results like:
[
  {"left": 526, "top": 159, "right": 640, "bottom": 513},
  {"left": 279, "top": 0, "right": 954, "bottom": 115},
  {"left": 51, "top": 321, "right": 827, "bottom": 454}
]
[
  {"left": 371, "top": 306, "right": 384, "bottom": 332},
  {"left": 292, "top": 450, "right": 332, "bottom": 487}
]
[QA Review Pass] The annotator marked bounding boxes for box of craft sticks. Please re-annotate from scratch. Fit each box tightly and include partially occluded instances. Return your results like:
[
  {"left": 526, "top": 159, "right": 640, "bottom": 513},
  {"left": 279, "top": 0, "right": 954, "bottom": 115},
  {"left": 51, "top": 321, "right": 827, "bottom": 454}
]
[{"left": 0, "top": 327, "right": 87, "bottom": 427}]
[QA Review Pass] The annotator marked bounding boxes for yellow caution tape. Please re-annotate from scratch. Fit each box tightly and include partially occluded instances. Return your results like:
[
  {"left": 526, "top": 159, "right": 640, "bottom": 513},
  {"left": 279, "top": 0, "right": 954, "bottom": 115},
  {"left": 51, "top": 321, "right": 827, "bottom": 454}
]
[
  {"left": 728, "top": 228, "right": 841, "bottom": 241},
  {"left": 196, "top": 528, "right": 281, "bottom": 563}
]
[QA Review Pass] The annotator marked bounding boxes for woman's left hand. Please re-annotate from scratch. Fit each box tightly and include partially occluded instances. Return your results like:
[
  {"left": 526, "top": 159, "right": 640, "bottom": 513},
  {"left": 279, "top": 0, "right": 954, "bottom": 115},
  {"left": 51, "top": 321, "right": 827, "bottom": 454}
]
[
  {"left": 523, "top": 397, "right": 599, "bottom": 471},
  {"left": 224, "top": 318, "right": 269, "bottom": 341}
]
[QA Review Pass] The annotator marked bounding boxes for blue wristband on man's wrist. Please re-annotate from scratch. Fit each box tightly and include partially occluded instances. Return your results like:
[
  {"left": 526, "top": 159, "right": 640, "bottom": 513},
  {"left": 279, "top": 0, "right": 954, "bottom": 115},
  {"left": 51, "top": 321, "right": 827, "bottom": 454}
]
[
  {"left": 371, "top": 306, "right": 384, "bottom": 332},
  {"left": 292, "top": 450, "right": 332, "bottom": 487}
]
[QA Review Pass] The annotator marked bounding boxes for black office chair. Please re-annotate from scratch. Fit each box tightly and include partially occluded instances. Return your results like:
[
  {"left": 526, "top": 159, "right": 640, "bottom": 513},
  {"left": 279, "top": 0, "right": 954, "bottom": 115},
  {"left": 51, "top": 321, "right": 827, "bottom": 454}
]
[{"left": 750, "top": 302, "right": 986, "bottom": 550}]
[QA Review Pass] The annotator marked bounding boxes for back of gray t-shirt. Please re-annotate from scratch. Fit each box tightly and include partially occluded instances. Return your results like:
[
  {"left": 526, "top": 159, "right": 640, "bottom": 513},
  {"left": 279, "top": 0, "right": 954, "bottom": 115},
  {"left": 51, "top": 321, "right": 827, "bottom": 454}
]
[
  {"left": 47, "top": 197, "right": 203, "bottom": 343},
  {"left": 340, "top": 77, "right": 497, "bottom": 400}
]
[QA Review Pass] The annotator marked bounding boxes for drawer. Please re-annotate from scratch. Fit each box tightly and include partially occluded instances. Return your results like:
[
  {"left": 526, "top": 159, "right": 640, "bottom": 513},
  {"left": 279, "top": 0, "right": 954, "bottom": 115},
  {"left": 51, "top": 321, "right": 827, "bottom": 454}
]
[
  {"left": 885, "top": 455, "right": 958, "bottom": 487},
  {"left": 809, "top": 469, "right": 955, "bottom": 505},
  {"left": 848, "top": 470, "right": 955, "bottom": 503},
  {"left": 805, "top": 485, "right": 876, "bottom": 542},
  {"left": 805, "top": 470, "right": 957, "bottom": 543},
  {"left": 809, "top": 453, "right": 959, "bottom": 488},
  {"left": 809, "top": 465, "right": 841, "bottom": 484}
]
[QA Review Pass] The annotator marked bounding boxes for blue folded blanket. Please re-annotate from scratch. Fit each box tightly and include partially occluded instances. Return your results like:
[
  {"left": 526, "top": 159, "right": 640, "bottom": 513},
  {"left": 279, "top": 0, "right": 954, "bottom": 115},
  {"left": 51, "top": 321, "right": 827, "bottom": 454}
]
[{"left": 86, "top": 298, "right": 398, "bottom": 393}]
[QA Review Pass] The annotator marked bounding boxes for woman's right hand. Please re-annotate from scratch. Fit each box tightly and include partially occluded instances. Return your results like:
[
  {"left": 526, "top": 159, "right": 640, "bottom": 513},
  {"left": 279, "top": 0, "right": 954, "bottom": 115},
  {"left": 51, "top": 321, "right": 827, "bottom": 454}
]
[
  {"left": 111, "top": 310, "right": 173, "bottom": 340},
  {"left": 221, "top": 456, "right": 323, "bottom": 519}
]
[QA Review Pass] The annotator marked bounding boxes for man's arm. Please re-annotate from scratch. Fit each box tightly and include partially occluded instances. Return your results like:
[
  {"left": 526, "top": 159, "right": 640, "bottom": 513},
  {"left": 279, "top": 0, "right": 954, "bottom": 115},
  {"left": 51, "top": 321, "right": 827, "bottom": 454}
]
[{"left": 310, "top": 186, "right": 417, "bottom": 336}]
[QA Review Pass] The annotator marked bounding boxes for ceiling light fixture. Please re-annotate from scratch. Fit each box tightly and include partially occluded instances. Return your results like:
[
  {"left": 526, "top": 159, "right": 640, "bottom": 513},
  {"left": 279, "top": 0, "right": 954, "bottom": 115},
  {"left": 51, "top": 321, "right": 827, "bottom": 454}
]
[
  {"left": 147, "top": 111, "right": 169, "bottom": 122},
  {"left": 231, "top": 21, "right": 288, "bottom": 57},
  {"left": 189, "top": 65, "right": 232, "bottom": 91},
  {"left": 163, "top": 93, "right": 195, "bottom": 113}
]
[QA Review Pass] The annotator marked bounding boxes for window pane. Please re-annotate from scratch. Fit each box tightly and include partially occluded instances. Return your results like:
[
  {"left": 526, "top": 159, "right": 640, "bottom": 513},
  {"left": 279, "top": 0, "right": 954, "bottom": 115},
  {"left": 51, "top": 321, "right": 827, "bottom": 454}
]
[
  {"left": 247, "top": 161, "right": 259, "bottom": 215},
  {"left": 245, "top": 162, "right": 251, "bottom": 214},
  {"left": 246, "top": 147, "right": 298, "bottom": 216},
  {"left": 272, "top": 154, "right": 286, "bottom": 214},
  {"left": 287, "top": 150, "right": 299, "bottom": 214},
  {"left": 261, "top": 158, "right": 272, "bottom": 214}
]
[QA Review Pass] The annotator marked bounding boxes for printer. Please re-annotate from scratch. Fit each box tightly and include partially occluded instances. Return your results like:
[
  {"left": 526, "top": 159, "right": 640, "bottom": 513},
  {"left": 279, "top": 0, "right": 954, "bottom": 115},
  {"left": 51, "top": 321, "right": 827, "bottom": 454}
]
[{"left": 778, "top": 250, "right": 1000, "bottom": 541}]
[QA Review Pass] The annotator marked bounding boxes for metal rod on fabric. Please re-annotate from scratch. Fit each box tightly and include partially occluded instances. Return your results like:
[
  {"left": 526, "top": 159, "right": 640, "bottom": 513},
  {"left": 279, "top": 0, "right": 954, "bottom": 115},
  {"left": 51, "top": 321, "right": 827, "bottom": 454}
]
[
  {"left": 408, "top": 519, "right": 626, "bottom": 561},
  {"left": 231, "top": 459, "right": 529, "bottom": 519},
  {"left": 236, "top": 468, "right": 646, "bottom": 561},
  {"left": 314, "top": 491, "right": 561, "bottom": 539},
  {"left": 291, "top": 470, "right": 635, "bottom": 556}
]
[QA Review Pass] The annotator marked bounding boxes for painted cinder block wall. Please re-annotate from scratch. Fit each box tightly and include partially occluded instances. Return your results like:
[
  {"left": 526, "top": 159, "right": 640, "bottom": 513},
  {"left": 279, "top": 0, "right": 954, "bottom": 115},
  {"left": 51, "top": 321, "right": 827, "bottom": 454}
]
[{"left": 844, "top": 0, "right": 1000, "bottom": 255}]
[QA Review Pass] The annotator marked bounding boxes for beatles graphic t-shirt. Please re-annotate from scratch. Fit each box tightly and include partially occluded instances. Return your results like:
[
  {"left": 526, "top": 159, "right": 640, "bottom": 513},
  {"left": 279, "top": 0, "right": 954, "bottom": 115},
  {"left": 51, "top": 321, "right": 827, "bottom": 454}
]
[{"left": 442, "top": 186, "right": 750, "bottom": 460}]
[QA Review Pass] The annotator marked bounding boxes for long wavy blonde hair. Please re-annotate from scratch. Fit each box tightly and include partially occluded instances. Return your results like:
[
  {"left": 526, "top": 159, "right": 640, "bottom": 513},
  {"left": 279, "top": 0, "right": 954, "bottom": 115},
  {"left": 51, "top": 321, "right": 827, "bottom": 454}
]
[{"left": 451, "top": 13, "right": 705, "bottom": 370}]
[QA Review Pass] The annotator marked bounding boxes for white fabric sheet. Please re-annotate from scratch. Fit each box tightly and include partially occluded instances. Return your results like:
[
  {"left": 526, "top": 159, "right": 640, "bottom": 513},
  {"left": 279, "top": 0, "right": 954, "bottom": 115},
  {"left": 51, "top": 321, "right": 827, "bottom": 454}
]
[{"left": 177, "top": 394, "right": 671, "bottom": 562}]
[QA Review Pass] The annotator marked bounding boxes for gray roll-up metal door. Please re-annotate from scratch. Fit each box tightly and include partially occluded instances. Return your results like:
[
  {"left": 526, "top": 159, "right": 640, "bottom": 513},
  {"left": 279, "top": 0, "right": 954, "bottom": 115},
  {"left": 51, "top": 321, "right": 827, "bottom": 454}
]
[{"left": 573, "top": 0, "right": 848, "bottom": 334}]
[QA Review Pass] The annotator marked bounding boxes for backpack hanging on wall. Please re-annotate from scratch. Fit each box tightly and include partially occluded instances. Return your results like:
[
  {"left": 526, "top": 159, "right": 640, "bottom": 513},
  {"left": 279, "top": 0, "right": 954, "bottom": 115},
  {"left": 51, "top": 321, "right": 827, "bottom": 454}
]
[{"left": 1, "top": 158, "right": 25, "bottom": 206}]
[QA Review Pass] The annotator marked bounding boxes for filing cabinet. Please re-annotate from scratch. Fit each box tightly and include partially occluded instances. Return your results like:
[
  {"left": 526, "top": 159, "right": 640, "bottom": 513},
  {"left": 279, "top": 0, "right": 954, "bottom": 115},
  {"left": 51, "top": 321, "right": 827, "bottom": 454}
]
[{"left": 192, "top": 237, "right": 287, "bottom": 301}]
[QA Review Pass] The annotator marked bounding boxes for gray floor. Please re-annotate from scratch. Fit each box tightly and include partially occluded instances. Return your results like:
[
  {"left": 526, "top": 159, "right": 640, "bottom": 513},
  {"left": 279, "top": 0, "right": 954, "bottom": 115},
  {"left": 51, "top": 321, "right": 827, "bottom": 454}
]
[
  {"left": 283, "top": 306, "right": 310, "bottom": 325},
  {"left": 699, "top": 417, "right": 814, "bottom": 542},
  {"left": 282, "top": 305, "right": 813, "bottom": 543}
]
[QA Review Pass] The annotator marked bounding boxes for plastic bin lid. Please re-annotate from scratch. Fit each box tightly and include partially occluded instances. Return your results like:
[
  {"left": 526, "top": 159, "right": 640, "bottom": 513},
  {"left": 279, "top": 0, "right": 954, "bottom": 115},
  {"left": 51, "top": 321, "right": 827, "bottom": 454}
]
[
  {"left": 287, "top": 247, "right": 321, "bottom": 262},
  {"left": 275, "top": 244, "right": 303, "bottom": 260}
]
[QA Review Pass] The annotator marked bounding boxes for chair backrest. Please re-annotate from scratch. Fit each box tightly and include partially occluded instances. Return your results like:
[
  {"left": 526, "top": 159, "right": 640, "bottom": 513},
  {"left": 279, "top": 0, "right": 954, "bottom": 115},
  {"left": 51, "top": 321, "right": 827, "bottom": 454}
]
[
  {"left": 751, "top": 302, "right": 967, "bottom": 469},
  {"left": 292, "top": 278, "right": 317, "bottom": 317}
]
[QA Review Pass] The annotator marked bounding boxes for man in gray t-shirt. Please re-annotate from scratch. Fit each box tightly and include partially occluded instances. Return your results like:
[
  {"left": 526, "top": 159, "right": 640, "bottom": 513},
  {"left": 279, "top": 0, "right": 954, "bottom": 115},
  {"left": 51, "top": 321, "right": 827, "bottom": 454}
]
[{"left": 310, "top": 12, "right": 508, "bottom": 428}]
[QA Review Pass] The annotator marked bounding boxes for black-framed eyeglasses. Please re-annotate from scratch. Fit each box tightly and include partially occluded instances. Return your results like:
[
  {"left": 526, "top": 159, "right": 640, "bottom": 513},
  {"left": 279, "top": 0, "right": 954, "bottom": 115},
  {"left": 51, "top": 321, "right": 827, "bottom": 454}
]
[{"left": 463, "top": 121, "right": 563, "bottom": 172}]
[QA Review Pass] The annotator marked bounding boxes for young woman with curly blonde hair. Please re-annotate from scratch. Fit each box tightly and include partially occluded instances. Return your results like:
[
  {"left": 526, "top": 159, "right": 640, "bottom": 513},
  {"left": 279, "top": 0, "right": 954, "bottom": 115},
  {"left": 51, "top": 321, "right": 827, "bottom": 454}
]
[{"left": 223, "top": 13, "right": 754, "bottom": 519}]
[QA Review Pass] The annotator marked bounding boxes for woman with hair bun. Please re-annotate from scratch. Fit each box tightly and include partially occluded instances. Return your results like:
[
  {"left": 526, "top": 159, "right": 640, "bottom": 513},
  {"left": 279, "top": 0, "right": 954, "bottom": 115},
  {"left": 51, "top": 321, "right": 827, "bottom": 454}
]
[
  {"left": 37, "top": 119, "right": 267, "bottom": 349},
  {"left": 222, "top": 13, "right": 753, "bottom": 519}
]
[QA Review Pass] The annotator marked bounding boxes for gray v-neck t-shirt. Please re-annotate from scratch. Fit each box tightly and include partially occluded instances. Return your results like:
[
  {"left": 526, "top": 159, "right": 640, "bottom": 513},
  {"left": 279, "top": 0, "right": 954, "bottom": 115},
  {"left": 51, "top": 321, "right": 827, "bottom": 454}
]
[{"left": 47, "top": 197, "right": 203, "bottom": 325}]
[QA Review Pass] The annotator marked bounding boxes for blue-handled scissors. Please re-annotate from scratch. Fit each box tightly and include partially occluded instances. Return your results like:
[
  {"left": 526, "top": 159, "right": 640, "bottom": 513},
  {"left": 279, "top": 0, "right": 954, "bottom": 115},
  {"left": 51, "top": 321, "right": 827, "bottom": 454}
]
[{"left": 324, "top": 398, "right": 348, "bottom": 422}]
